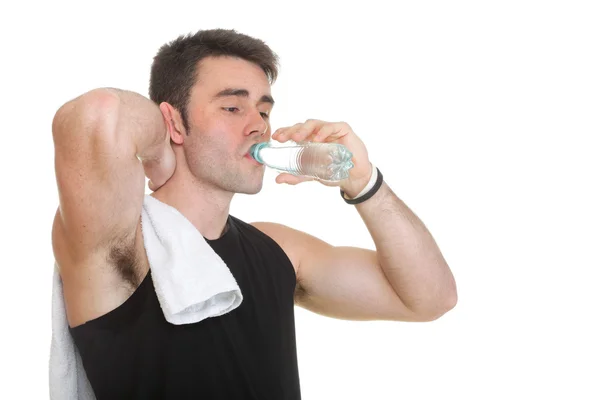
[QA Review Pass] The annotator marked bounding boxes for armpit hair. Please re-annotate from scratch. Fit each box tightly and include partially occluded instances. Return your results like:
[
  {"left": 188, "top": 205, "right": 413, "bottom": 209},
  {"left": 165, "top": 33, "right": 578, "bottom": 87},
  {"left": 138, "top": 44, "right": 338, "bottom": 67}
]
[{"left": 107, "top": 234, "right": 141, "bottom": 289}]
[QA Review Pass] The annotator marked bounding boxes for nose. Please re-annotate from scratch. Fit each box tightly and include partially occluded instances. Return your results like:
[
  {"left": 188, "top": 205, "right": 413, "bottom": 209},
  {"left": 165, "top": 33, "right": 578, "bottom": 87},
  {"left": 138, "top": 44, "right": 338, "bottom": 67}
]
[{"left": 246, "top": 110, "right": 269, "bottom": 137}]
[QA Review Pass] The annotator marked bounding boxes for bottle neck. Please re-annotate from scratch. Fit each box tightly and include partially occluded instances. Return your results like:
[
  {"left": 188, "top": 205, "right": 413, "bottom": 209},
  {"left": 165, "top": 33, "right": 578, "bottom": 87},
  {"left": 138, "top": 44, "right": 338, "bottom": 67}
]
[{"left": 249, "top": 142, "right": 269, "bottom": 164}]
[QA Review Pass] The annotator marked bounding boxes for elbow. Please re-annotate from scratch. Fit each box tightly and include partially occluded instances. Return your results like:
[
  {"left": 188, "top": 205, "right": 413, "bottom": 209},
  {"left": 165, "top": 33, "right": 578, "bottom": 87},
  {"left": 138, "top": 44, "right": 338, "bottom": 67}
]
[
  {"left": 435, "top": 290, "right": 458, "bottom": 320},
  {"left": 410, "top": 287, "right": 458, "bottom": 322},
  {"left": 436, "top": 291, "right": 458, "bottom": 321},
  {"left": 426, "top": 267, "right": 458, "bottom": 321},
  {"left": 441, "top": 277, "right": 458, "bottom": 313},
  {"left": 445, "top": 276, "right": 459, "bottom": 312}
]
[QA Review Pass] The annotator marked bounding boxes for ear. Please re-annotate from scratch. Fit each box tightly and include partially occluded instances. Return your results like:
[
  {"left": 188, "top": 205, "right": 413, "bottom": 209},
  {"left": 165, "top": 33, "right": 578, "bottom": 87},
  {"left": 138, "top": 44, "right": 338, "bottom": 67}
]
[{"left": 159, "top": 102, "right": 186, "bottom": 145}]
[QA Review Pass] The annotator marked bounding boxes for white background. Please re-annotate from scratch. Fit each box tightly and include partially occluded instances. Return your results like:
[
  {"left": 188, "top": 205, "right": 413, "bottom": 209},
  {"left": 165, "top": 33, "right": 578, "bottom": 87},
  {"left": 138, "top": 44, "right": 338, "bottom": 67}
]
[{"left": 1, "top": 0, "right": 599, "bottom": 398}]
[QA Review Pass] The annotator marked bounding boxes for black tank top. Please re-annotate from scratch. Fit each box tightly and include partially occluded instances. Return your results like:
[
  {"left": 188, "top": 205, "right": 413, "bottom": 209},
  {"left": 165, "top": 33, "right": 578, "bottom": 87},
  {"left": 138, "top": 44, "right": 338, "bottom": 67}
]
[{"left": 69, "top": 216, "right": 301, "bottom": 399}]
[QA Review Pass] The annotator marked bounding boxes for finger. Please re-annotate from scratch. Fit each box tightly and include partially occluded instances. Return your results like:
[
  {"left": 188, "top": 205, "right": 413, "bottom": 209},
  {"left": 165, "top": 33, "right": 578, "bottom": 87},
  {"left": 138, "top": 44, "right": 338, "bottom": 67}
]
[
  {"left": 314, "top": 122, "right": 350, "bottom": 142},
  {"left": 272, "top": 123, "right": 302, "bottom": 142},
  {"left": 276, "top": 120, "right": 325, "bottom": 143},
  {"left": 275, "top": 173, "right": 316, "bottom": 185},
  {"left": 313, "top": 124, "right": 337, "bottom": 142},
  {"left": 271, "top": 127, "right": 286, "bottom": 141},
  {"left": 296, "top": 132, "right": 318, "bottom": 144},
  {"left": 290, "top": 119, "right": 325, "bottom": 143}
]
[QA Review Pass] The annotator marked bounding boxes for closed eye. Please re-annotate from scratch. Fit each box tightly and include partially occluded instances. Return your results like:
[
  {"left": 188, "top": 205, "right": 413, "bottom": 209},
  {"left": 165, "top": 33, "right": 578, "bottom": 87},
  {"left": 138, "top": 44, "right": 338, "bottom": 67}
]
[{"left": 223, "top": 107, "right": 269, "bottom": 119}]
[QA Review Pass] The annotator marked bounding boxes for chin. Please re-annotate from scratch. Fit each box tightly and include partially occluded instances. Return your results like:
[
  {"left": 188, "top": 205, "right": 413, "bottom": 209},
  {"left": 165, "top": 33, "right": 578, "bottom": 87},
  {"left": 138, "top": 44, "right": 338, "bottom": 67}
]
[
  {"left": 237, "top": 180, "right": 263, "bottom": 195},
  {"left": 233, "top": 170, "right": 264, "bottom": 195}
]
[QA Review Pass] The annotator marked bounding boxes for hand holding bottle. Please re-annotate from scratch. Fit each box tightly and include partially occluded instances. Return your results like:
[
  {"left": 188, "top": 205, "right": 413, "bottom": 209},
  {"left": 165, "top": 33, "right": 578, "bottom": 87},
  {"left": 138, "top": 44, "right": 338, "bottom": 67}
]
[
  {"left": 270, "top": 119, "right": 373, "bottom": 198},
  {"left": 250, "top": 141, "right": 354, "bottom": 181}
]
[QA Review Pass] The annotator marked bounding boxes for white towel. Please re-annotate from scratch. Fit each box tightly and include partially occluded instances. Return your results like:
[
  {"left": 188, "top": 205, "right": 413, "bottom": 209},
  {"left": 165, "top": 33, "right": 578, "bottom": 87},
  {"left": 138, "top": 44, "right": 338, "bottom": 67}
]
[
  {"left": 49, "top": 265, "right": 95, "bottom": 400},
  {"left": 49, "top": 195, "right": 243, "bottom": 399}
]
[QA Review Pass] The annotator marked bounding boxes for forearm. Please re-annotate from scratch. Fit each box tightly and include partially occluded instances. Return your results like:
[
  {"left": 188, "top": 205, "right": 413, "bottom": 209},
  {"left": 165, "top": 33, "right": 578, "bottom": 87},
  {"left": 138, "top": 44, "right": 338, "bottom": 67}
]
[{"left": 354, "top": 182, "right": 457, "bottom": 316}]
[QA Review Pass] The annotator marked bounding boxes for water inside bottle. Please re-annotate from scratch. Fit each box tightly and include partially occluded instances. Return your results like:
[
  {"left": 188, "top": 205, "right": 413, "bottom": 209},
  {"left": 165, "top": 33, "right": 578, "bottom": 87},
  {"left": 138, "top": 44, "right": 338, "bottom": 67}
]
[
  {"left": 251, "top": 142, "right": 354, "bottom": 181},
  {"left": 260, "top": 146, "right": 302, "bottom": 173}
]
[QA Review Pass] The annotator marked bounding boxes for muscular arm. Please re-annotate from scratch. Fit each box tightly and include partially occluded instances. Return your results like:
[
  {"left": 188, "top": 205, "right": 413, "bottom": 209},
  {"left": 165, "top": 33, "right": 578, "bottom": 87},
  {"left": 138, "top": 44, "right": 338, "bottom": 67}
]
[
  {"left": 253, "top": 183, "right": 456, "bottom": 322},
  {"left": 352, "top": 182, "right": 456, "bottom": 319},
  {"left": 53, "top": 88, "right": 171, "bottom": 256},
  {"left": 254, "top": 119, "right": 456, "bottom": 322},
  {"left": 52, "top": 88, "right": 173, "bottom": 325}
]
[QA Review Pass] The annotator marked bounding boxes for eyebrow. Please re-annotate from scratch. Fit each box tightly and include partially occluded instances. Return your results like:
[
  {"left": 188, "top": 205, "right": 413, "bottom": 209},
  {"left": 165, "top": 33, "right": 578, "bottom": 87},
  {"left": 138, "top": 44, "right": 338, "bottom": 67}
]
[{"left": 213, "top": 88, "right": 275, "bottom": 105}]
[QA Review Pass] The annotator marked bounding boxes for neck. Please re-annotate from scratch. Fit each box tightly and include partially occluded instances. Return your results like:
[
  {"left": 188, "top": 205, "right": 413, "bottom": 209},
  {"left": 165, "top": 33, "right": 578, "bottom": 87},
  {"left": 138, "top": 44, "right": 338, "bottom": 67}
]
[{"left": 151, "top": 167, "right": 234, "bottom": 240}]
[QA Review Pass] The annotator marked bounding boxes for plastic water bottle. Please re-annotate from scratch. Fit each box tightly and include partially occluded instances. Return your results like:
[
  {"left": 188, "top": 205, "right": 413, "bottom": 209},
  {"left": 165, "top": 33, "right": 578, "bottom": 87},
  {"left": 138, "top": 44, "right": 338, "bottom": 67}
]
[{"left": 250, "top": 141, "right": 354, "bottom": 181}]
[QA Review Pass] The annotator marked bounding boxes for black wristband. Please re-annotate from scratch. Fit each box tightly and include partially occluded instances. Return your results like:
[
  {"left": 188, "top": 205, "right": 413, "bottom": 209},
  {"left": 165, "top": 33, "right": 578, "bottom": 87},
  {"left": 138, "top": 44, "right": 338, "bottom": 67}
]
[{"left": 340, "top": 167, "right": 383, "bottom": 205}]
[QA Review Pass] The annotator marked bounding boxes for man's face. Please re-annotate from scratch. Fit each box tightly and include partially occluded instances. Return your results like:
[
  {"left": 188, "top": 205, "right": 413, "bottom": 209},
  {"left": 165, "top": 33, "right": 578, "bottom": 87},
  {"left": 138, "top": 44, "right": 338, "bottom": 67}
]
[{"left": 182, "top": 56, "right": 274, "bottom": 194}]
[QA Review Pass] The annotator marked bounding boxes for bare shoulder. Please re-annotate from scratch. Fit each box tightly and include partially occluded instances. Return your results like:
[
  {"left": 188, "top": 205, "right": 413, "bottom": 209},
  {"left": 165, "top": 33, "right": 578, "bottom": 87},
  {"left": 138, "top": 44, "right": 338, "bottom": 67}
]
[
  {"left": 250, "top": 222, "right": 298, "bottom": 268},
  {"left": 250, "top": 222, "right": 333, "bottom": 274}
]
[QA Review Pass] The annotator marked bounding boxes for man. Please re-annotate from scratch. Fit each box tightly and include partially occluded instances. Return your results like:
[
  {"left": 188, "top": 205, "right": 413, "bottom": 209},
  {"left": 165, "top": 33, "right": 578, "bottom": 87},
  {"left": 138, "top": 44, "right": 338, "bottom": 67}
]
[{"left": 52, "top": 29, "right": 457, "bottom": 399}]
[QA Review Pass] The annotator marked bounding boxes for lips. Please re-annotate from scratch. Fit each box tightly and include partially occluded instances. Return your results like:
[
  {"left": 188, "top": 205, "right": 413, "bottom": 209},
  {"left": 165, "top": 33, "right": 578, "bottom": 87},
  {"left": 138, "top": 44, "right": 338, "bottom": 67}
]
[
  {"left": 242, "top": 144, "right": 255, "bottom": 157},
  {"left": 244, "top": 153, "right": 262, "bottom": 166},
  {"left": 243, "top": 141, "right": 266, "bottom": 158}
]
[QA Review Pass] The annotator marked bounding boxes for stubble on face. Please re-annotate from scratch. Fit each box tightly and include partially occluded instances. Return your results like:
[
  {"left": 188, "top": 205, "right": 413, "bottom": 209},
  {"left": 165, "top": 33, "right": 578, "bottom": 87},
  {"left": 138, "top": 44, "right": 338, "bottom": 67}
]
[
  {"left": 182, "top": 124, "right": 266, "bottom": 195},
  {"left": 179, "top": 56, "right": 272, "bottom": 195}
]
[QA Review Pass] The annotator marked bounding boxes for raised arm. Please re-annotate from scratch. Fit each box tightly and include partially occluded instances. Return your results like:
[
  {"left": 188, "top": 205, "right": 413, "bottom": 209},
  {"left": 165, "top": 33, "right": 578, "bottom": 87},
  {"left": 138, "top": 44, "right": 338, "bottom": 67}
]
[{"left": 51, "top": 88, "right": 174, "bottom": 325}]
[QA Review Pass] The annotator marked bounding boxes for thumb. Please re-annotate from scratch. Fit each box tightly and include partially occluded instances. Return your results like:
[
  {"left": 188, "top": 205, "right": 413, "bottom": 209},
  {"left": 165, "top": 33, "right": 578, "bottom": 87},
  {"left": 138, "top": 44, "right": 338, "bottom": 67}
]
[{"left": 275, "top": 173, "right": 315, "bottom": 185}]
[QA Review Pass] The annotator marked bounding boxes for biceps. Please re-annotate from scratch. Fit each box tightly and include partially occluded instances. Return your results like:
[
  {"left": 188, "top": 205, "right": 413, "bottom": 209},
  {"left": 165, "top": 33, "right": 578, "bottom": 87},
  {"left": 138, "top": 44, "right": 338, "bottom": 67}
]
[{"left": 295, "top": 246, "right": 416, "bottom": 321}]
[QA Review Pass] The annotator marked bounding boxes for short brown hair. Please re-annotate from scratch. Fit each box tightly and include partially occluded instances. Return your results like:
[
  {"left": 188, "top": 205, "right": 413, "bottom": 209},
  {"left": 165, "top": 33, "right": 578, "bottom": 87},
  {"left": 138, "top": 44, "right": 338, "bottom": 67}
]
[{"left": 149, "top": 29, "right": 279, "bottom": 132}]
